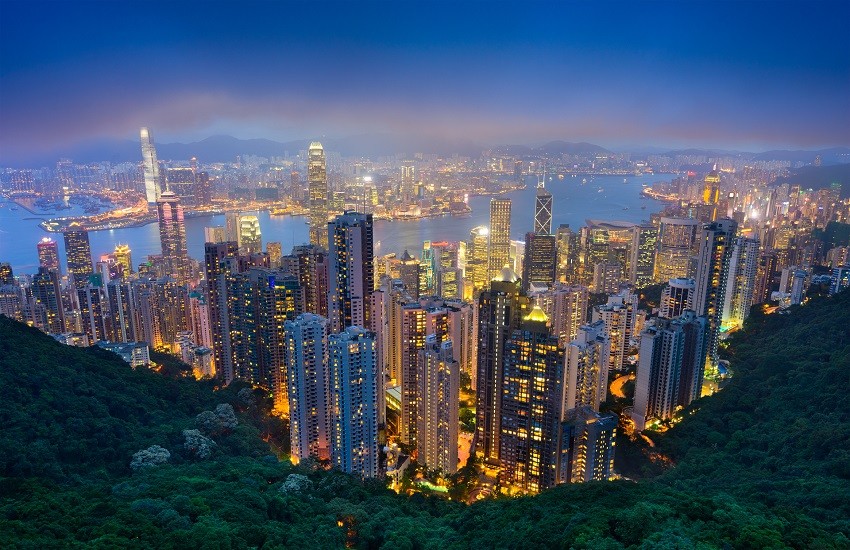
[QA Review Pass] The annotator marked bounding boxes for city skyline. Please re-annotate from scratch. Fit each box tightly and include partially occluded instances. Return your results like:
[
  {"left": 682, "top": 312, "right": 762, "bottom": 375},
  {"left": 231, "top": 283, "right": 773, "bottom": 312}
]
[{"left": 1, "top": 1, "right": 849, "bottom": 166}]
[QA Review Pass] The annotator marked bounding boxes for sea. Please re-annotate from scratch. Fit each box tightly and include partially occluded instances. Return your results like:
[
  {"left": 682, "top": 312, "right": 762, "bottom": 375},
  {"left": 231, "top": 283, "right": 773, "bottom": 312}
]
[{"left": 0, "top": 173, "right": 666, "bottom": 275}]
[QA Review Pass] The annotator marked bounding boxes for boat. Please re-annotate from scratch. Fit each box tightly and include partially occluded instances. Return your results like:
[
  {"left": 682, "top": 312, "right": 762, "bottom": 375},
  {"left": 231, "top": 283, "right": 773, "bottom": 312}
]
[
  {"left": 641, "top": 206, "right": 647, "bottom": 210},
  {"left": 597, "top": 188, "right": 604, "bottom": 193},
  {"left": 623, "top": 207, "right": 629, "bottom": 210},
  {"left": 623, "top": 178, "right": 627, "bottom": 183},
  {"left": 582, "top": 178, "right": 587, "bottom": 184}
]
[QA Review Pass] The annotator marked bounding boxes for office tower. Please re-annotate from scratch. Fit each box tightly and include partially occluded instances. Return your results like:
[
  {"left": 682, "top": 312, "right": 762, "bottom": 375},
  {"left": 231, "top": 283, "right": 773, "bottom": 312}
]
[
  {"left": 63, "top": 224, "right": 93, "bottom": 288},
  {"left": 654, "top": 217, "right": 700, "bottom": 283},
  {"left": 630, "top": 224, "right": 658, "bottom": 287},
  {"left": 830, "top": 266, "right": 850, "bottom": 296},
  {"left": 565, "top": 321, "right": 611, "bottom": 412},
  {"left": 632, "top": 311, "right": 708, "bottom": 431},
  {"left": 204, "top": 241, "right": 239, "bottom": 374},
  {"left": 534, "top": 185, "right": 553, "bottom": 235},
  {"left": 0, "top": 263, "right": 13, "bottom": 285},
  {"left": 194, "top": 171, "right": 212, "bottom": 205},
  {"left": 285, "top": 313, "right": 331, "bottom": 462},
  {"left": 398, "top": 250, "right": 421, "bottom": 299},
  {"left": 500, "top": 306, "right": 565, "bottom": 494},
  {"left": 287, "top": 244, "right": 330, "bottom": 317},
  {"left": 114, "top": 244, "right": 132, "bottom": 277},
  {"left": 475, "top": 266, "right": 531, "bottom": 462},
  {"left": 702, "top": 168, "right": 721, "bottom": 221},
  {"left": 328, "top": 211, "right": 374, "bottom": 333},
  {"left": 592, "top": 261, "right": 623, "bottom": 294},
  {"left": 592, "top": 289, "right": 638, "bottom": 372},
  {"left": 204, "top": 226, "right": 226, "bottom": 244},
  {"left": 510, "top": 239, "right": 525, "bottom": 278},
  {"left": 532, "top": 283, "right": 589, "bottom": 347},
  {"left": 106, "top": 280, "right": 134, "bottom": 343},
  {"left": 31, "top": 267, "right": 65, "bottom": 334},
  {"left": 693, "top": 219, "right": 737, "bottom": 371},
  {"left": 266, "top": 242, "right": 282, "bottom": 267},
  {"left": 488, "top": 198, "right": 512, "bottom": 280},
  {"left": 523, "top": 232, "right": 557, "bottom": 292},
  {"left": 580, "top": 220, "right": 636, "bottom": 284},
  {"left": 152, "top": 277, "right": 190, "bottom": 351},
  {"left": 37, "top": 237, "right": 60, "bottom": 274},
  {"left": 416, "top": 336, "right": 459, "bottom": 474},
  {"left": 140, "top": 127, "right": 161, "bottom": 203},
  {"left": 558, "top": 407, "right": 617, "bottom": 483},
  {"left": 466, "top": 226, "right": 489, "bottom": 293},
  {"left": 156, "top": 191, "right": 191, "bottom": 283},
  {"left": 555, "top": 224, "right": 580, "bottom": 283},
  {"left": 238, "top": 215, "right": 262, "bottom": 255},
  {"left": 329, "top": 326, "right": 381, "bottom": 478},
  {"left": 225, "top": 212, "right": 240, "bottom": 243},
  {"left": 722, "top": 236, "right": 759, "bottom": 329},
  {"left": 660, "top": 278, "right": 695, "bottom": 319},
  {"left": 400, "top": 160, "right": 415, "bottom": 202},
  {"left": 78, "top": 282, "right": 107, "bottom": 343},
  {"left": 308, "top": 142, "right": 329, "bottom": 249},
  {"left": 166, "top": 167, "right": 196, "bottom": 204},
  {"left": 0, "top": 283, "right": 24, "bottom": 322}
]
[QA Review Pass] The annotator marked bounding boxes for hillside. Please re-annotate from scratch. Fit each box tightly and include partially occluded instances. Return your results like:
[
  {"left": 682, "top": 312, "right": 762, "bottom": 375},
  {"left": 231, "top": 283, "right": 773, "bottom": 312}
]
[
  {"left": 770, "top": 163, "right": 850, "bottom": 198},
  {"left": 2, "top": 292, "right": 850, "bottom": 547}
]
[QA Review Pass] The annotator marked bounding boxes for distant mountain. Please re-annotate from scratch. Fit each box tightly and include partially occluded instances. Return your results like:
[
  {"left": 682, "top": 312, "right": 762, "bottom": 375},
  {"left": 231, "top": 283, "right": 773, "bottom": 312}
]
[
  {"left": 753, "top": 147, "right": 850, "bottom": 164},
  {"left": 770, "top": 163, "right": 850, "bottom": 197},
  {"left": 534, "top": 140, "right": 612, "bottom": 156}
]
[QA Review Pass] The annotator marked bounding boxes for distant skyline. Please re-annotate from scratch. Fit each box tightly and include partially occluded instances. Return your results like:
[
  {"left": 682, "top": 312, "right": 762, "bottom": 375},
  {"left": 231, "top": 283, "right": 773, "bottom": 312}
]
[{"left": 1, "top": 0, "right": 849, "bottom": 164}]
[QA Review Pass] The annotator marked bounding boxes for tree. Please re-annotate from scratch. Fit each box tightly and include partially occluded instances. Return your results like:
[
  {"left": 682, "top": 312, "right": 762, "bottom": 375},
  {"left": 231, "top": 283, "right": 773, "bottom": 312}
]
[{"left": 130, "top": 445, "right": 170, "bottom": 471}]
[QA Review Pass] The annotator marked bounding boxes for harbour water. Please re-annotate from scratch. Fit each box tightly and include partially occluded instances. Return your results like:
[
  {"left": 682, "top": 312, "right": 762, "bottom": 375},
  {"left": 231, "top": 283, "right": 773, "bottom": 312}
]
[{"left": 0, "top": 173, "right": 665, "bottom": 274}]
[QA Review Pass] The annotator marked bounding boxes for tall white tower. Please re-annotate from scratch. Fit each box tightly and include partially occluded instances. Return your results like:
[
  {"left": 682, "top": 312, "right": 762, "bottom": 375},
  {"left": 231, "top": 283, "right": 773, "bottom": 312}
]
[{"left": 140, "top": 127, "right": 161, "bottom": 203}]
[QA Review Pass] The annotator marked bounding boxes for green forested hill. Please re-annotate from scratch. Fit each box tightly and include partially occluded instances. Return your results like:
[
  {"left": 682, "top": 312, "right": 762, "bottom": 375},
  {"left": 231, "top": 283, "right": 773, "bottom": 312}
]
[{"left": 1, "top": 291, "right": 850, "bottom": 548}]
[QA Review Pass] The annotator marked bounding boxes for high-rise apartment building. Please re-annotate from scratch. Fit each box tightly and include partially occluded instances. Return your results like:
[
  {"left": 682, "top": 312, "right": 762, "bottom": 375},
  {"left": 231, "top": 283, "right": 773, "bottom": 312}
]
[
  {"left": 416, "top": 336, "right": 459, "bottom": 474},
  {"left": 654, "top": 217, "right": 700, "bottom": 283},
  {"left": 329, "top": 326, "right": 381, "bottom": 478},
  {"left": 238, "top": 215, "right": 262, "bottom": 255},
  {"left": 660, "top": 278, "right": 695, "bottom": 319},
  {"left": 592, "top": 289, "right": 638, "bottom": 372},
  {"left": 557, "top": 407, "right": 617, "bottom": 483},
  {"left": 487, "top": 198, "right": 512, "bottom": 280},
  {"left": 266, "top": 242, "right": 282, "bottom": 267},
  {"left": 328, "top": 211, "right": 374, "bottom": 333},
  {"left": 499, "top": 306, "right": 565, "bottom": 494},
  {"left": 630, "top": 224, "right": 658, "bottom": 287},
  {"left": 37, "top": 237, "right": 60, "bottom": 274},
  {"left": 308, "top": 142, "right": 329, "bottom": 249},
  {"left": 140, "top": 127, "right": 161, "bottom": 203},
  {"left": 156, "top": 191, "right": 191, "bottom": 283},
  {"left": 64, "top": 224, "right": 93, "bottom": 288},
  {"left": 722, "top": 236, "right": 759, "bottom": 330},
  {"left": 285, "top": 244, "right": 329, "bottom": 317},
  {"left": 565, "top": 320, "right": 611, "bottom": 412},
  {"left": 398, "top": 250, "right": 421, "bottom": 299},
  {"left": 31, "top": 267, "right": 65, "bottom": 334},
  {"left": 204, "top": 241, "right": 239, "bottom": 375},
  {"left": 0, "top": 263, "right": 13, "bottom": 285},
  {"left": 693, "top": 219, "right": 737, "bottom": 371},
  {"left": 531, "top": 283, "right": 588, "bottom": 347},
  {"left": 632, "top": 311, "right": 708, "bottom": 431},
  {"left": 285, "top": 313, "right": 331, "bottom": 462}
]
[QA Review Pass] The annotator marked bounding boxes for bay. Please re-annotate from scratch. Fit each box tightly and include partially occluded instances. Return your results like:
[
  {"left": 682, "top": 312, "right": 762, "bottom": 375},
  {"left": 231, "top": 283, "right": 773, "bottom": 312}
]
[{"left": 0, "top": 173, "right": 664, "bottom": 274}]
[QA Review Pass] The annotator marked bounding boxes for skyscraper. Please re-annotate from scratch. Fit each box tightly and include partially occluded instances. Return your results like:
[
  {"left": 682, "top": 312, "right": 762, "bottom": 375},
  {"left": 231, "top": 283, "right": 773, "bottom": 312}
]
[
  {"left": 204, "top": 241, "right": 239, "bottom": 375},
  {"left": 557, "top": 407, "right": 617, "bottom": 483},
  {"left": 0, "top": 263, "right": 13, "bottom": 285},
  {"left": 238, "top": 215, "right": 262, "bottom": 255},
  {"left": 534, "top": 185, "right": 553, "bottom": 235},
  {"left": 475, "top": 266, "right": 531, "bottom": 462},
  {"left": 140, "top": 127, "right": 161, "bottom": 203},
  {"left": 285, "top": 313, "right": 331, "bottom": 462},
  {"left": 532, "top": 283, "right": 589, "bottom": 347},
  {"left": 398, "top": 250, "right": 421, "bottom": 299},
  {"left": 328, "top": 211, "right": 374, "bottom": 333},
  {"left": 660, "top": 278, "right": 695, "bottom": 319},
  {"left": 565, "top": 320, "right": 611, "bottom": 412},
  {"left": 204, "top": 226, "right": 227, "bottom": 244},
  {"left": 630, "top": 224, "right": 658, "bottom": 287},
  {"left": 693, "top": 219, "right": 737, "bottom": 371},
  {"left": 722, "top": 236, "right": 759, "bottom": 330},
  {"left": 592, "top": 289, "right": 638, "bottom": 372},
  {"left": 266, "top": 242, "right": 282, "bottom": 267},
  {"left": 286, "top": 244, "right": 330, "bottom": 317},
  {"left": 522, "top": 232, "right": 557, "bottom": 292},
  {"left": 329, "top": 326, "right": 381, "bottom": 478},
  {"left": 308, "top": 142, "right": 329, "bottom": 249},
  {"left": 31, "top": 267, "right": 65, "bottom": 334},
  {"left": 400, "top": 160, "right": 415, "bottom": 202},
  {"left": 156, "top": 191, "right": 191, "bottom": 283},
  {"left": 654, "top": 217, "right": 701, "bottom": 283},
  {"left": 63, "top": 224, "right": 93, "bottom": 288},
  {"left": 499, "top": 306, "right": 565, "bottom": 494},
  {"left": 488, "top": 198, "right": 512, "bottom": 280},
  {"left": 466, "top": 226, "right": 489, "bottom": 294},
  {"left": 416, "top": 336, "right": 459, "bottom": 474},
  {"left": 37, "top": 237, "right": 60, "bottom": 274},
  {"left": 632, "top": 311, "right": 708, "bottom": 431},
  {"left": 114, "top": 244, "right": 133, "bottom": 277}
]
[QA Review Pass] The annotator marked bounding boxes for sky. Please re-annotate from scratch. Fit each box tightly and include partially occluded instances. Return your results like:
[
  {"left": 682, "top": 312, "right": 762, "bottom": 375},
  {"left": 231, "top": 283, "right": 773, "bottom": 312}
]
[{"left": 1, "top": 0, "right": 849, "bottom": 161}]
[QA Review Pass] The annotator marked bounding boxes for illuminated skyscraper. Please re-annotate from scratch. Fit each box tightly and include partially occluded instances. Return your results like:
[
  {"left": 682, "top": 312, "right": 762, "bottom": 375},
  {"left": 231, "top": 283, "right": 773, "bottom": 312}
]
[
  {"left": 398, "top": 250, "right": 421, "bottom": 299},
  {"left": 285, "top": 313, "right": 331, "bottom": 462},
  {"left": 194, "top": 171, "right": 212, "bottom": 205},
  {"left": 156, "top": 191, "right": 191, "bottom": 283},
  {"left": 400, "top": 160, "right": 415, "bottom": 202},
  {"left": 114, "top": 244, "right": 132, "bottom": 277},
  {"left": 308, "top": 142, "right": 328, "bottom": 249},
  {"left": 140, "top": 127, "right": 161, "bottom": 203},
  {"left": 654, "top": 217, "right": 700, "bottom": 283},
  {"left": 499, "top": 306, "right": 565, "bottom": 494},
  {"left": 523, "top": 232, "right": 557, "bottom": 292},
  {"left": 166, "top": 167, "right": 196, "bottom": 204},
  {"left": 266, "top": 242, "right": 282, "bottom": 267},
  {"left": 328, "top": 211, "right": 374, "bottom": 333},
  {"left": 286, "top": 244, "right": 329, "bottom": 317},
  {"left": 238, "top": 215, "right": 262, "bottom": 255},
  {"left": 660, "top": 278, "right": 695, "bottom": 319},
  {"left": 534, "top": 184, "right": 553, "bottom": 235},
  {"left": 565, "top": 321, "right": 611, "bottom": 412},
  {"left": 0, "top": 263, "right": 14, "bottom": 286},
  {"left": 204, "top": 226, "right": 226, "bottom": 244},
  {"left": 467, "top": 226, "right": 489, "bottom": 293},
  {"left": 37, "top": 237, "right": 60, "bottom": 274},
  {"left": 329, "top": 326, "right": 381, "bottom": 478},
  {"left": 722, "top": 236, "right": 759, "bottom": 330},
  {"left": 488, "top": 198, "right": 512, "bottom": 280},
  {"left": 693, "top": 219, "right": 737, "bottom": 371},
  {"left": 204, "top": 241, "right": 239, "bottom": 374},
  {"left": 416, "top": 336, "right": 459, "bottom": 474},
  {"left": 532, "top": 283, "right": 589, "bottom": 347},
  {"left": 557, "top": 407, "right": 617, "bottom": 483},
  {"left": 64, "top": 224, "right": 93, "bottom": 288},
  {"left": 630, "top": 224, "right": 658, "bottom": 287},
  {"left": 32, "top": 267, "right": 65, "bottom": 334},
  {"left": 592, "top": 289, "right": 638, "bottom": 372}
]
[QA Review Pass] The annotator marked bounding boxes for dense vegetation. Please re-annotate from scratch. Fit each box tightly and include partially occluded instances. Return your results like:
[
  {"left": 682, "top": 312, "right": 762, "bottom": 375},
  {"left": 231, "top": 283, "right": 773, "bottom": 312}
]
[{"left": 2, "top": 291, "right": 850, "bottom": 548}]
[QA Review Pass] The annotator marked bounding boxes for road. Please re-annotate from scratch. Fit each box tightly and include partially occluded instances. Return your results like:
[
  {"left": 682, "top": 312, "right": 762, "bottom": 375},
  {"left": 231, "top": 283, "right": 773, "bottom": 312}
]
[{"left": 610, "top": 373, "right": 635, "bottom": 399}]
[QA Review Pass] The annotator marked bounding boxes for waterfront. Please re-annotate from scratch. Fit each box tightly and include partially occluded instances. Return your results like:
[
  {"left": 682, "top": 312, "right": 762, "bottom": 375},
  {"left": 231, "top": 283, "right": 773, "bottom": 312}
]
[{"left": 0, "top": 173, "right": 665, "bottom": 274}]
